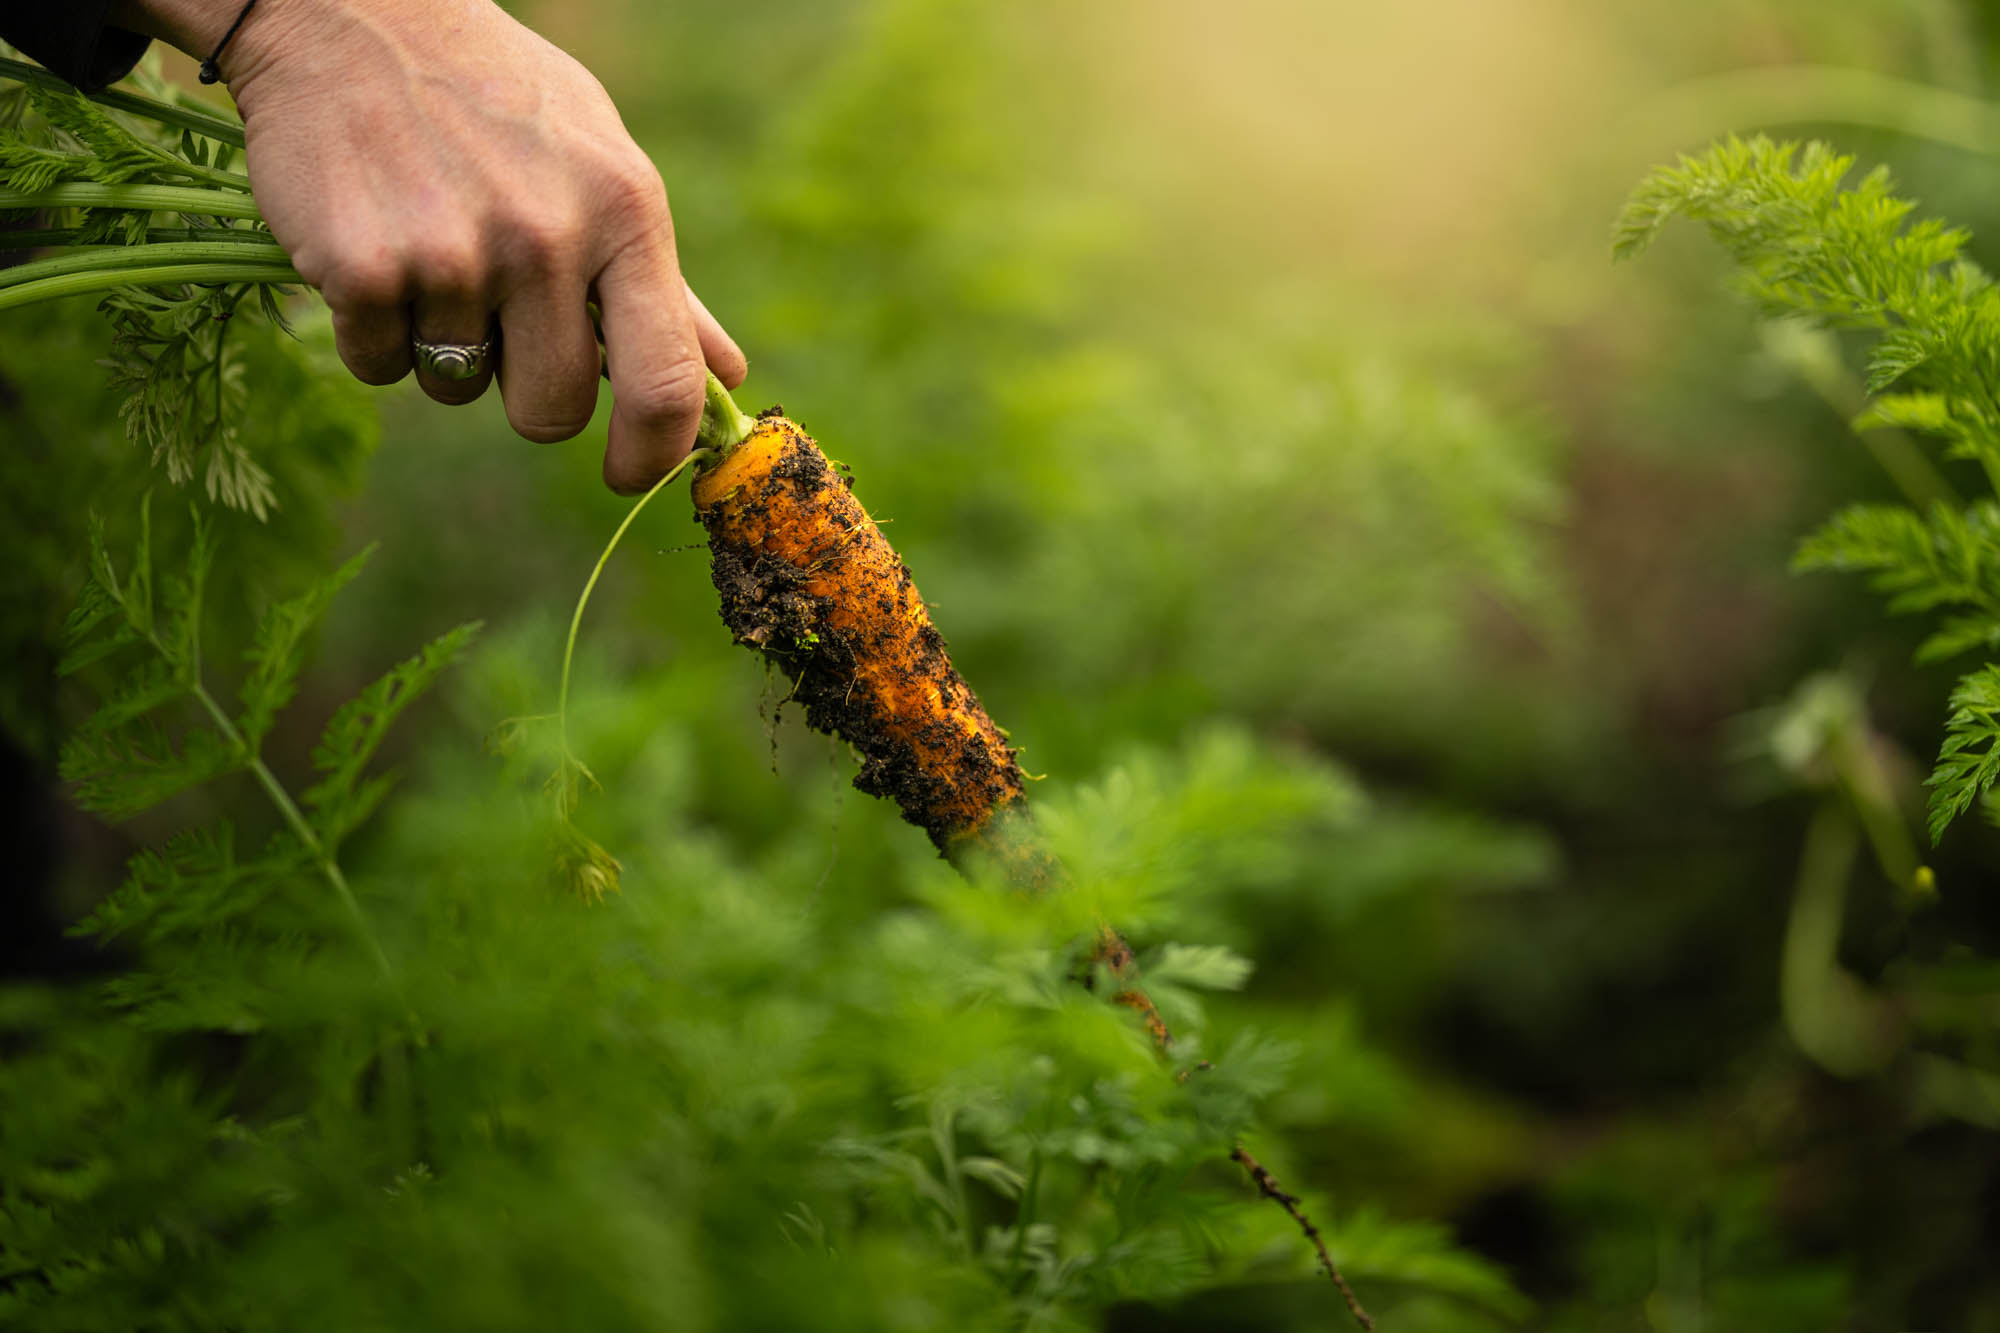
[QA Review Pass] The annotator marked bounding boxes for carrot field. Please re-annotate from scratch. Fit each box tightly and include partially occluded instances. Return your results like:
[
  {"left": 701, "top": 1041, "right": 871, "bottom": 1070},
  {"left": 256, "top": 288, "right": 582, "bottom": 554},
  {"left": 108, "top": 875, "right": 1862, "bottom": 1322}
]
[{"left": 5, "top": 2, "right": 2000, "bottom": 1330}]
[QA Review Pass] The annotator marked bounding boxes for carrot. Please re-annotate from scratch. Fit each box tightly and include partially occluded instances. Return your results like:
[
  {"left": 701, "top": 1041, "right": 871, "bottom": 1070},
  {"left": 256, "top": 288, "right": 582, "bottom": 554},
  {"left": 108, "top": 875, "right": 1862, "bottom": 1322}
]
[{"left": 691, "top": 410, "right": 1031, "bottom": 861}]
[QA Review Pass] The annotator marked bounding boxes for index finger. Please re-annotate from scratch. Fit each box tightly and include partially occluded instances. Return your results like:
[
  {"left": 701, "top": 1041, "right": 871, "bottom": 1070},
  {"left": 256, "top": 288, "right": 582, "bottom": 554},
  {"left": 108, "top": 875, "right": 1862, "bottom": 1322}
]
[{"left": 595, "top": 234, "right": 707, "bottom": 494}]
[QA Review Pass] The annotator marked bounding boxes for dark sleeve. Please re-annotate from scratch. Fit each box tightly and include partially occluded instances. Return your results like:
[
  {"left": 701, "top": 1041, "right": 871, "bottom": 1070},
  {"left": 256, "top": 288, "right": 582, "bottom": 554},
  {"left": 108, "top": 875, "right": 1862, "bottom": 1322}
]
[{"left": 1, "top": 2, "right": 151, "bottom": 93}]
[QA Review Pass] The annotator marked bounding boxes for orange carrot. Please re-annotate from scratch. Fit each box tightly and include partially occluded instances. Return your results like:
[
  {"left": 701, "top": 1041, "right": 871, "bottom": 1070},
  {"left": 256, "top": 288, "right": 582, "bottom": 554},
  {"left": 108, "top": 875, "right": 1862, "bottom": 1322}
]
[{"left": 691, "top": 411, "right": 1027, "bottom": 858}]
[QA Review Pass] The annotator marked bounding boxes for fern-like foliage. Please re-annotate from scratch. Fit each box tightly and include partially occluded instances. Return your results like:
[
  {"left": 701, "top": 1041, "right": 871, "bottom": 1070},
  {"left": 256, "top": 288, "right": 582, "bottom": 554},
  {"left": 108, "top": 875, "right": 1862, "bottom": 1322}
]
[
  {"left": 99, "top": 281, "right": 286, "bottom": 517},
  {"left": 1793, "top": 502, "right": 2000, "bottom": 664},
  {"left": 55, "top": 496, "right": 477, "bottom": 1024},
  {"left": 814, "top": 731, "right": 1526, "bottom": 1324},
  {"left": 0, "top": 59, "right": 294, "bottom": 514},
  {"left": 1619, "top": 136, "right": 2000, "bottom": 842},
  {"left": 0, "top": 497, "right": 490, "bottom": 1328},
  {"left": 306, "top": 621, "right": 482, "bottom": 857},
  {"left": 58, "top": 499, "right": 233, "bottom": 818},
  {"left": 1, "top": 81, "right": 245, "bottom": 192},
  {"left": 1931, "top": 666, "right": 2000, "bottom": 843}
]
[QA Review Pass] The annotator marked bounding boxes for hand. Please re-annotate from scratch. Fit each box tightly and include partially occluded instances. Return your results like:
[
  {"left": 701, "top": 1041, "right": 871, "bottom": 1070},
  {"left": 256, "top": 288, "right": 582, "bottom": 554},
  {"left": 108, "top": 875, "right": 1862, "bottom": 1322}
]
[{"left": 113, "top": 0, "right": 748, "bottom": 492}]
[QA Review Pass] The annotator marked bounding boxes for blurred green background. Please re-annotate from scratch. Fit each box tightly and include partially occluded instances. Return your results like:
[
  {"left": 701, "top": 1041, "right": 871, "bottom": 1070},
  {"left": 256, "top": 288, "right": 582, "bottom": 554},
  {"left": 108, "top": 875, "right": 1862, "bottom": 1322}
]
[{"left": 10, "top": 0, "right": 2000, "bottom": 1328}]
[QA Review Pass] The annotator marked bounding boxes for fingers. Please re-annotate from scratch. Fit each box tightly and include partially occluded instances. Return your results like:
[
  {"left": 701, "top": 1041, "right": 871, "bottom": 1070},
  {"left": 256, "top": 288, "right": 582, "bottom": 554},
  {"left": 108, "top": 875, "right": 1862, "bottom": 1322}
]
[
  {"left": 411, "top": 286, "right": 495, "bottom": 407},
  {"left": 685, "top": 284, "right": 747, "bottom": 390},
  {"left": 313, "top": 242, "right": 742, "bottom": 476},
  {"left": 496, "top": 272, "right": 600, "bottom": 443},
  {"left": 316, "top": 251, "right": 415, "bottom": 386},
  {"left": 329, "top": 300, "right": 413, "bottom": 386},
  {"left": 595, "top": 235, "right": 707, "bottom": 495}
]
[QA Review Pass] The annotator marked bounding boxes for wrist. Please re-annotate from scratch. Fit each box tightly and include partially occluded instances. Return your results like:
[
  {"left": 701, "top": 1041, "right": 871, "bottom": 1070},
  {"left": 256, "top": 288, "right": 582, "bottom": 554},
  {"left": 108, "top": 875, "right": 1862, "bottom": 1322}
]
[{"left": 105, "top": 0, "right": 317, "bottom": 92}]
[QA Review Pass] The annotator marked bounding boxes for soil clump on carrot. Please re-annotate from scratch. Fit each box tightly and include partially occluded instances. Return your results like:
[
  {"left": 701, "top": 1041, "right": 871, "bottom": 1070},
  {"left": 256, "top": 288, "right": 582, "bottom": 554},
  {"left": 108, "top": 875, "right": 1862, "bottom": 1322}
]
[{"left": 694, "top": 412, "right": 1026, "bottom": 855}]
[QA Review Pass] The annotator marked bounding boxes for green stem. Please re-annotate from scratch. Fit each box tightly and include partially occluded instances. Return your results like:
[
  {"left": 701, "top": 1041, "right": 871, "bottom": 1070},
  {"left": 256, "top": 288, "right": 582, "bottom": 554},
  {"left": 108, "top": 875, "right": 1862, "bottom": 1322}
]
[
  {"left": 0, "top": 182, "right": 264, "bottom": 219},
  {"left": 1780, "top": 805, "right": 1900, "bottom": 1077},
  {"left": 556, "top": 446, "right": 714, "bottom": 758},
  {"left": 0, "top": 239, "right": 291, "bottom": 290},
  {"left": 0, "top": 226, "right": 273, "bottom": 250},
  {"left": 696, "top": 371, "right": 756, "bottom": 451},
  {"left": 143, "top": 156, "right": 253, "bottom": 193},
  {"left": 554, "top": 370, "right": 755, "bottom": 757},
  {"left": 0, "top": 262, "right": 300, "bottom": 310},
  {"left": 1825, "top": 709, "right": 1925, "bottom": 896},
  {"left": 185, "top": 679, "right": 394, "bottom": 980},
  {"left": 188, "top": 674, "right": 414, "bottom": 1161},
  {"left": 0, "top": 56, "right": 248, "bottom": 148},
  {"left": 1761, "top": 324, "right": 1961, "bottom": 510}
]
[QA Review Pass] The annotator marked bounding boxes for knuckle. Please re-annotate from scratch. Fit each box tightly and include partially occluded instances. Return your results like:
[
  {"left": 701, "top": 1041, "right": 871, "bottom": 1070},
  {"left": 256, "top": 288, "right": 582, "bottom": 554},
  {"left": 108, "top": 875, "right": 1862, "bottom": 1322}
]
[
  {"left": 405, "top": 237, "right": 484, "bottom": 299},
  {"left": 288, "top": 246, "right": 331, "bottom": 291},
  {"left": 319, "top": 252, "right": 404, "bottom": 309},
  {"left": 598, "top": 154, "right": 669, "bottom": 227},
  {"left": 503, "top": 208, "right": 578, "bottom": 273},
  {"left": 618, "top": 355, "right": 705, "bottom": 427}
]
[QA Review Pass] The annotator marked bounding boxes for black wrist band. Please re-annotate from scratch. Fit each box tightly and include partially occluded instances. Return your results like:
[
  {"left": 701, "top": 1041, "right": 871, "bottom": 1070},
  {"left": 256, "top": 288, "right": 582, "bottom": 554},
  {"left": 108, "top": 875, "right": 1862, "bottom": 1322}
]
[{"left": 197, "top": 0, "right": 261, "bottom": 85}]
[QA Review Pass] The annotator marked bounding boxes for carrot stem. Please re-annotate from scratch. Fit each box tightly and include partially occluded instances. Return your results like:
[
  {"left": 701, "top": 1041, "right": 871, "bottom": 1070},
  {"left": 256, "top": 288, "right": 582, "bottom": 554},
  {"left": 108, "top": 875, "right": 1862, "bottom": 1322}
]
[
  {"left": 0, "top": 239, "right": 290, "bottom": 291},
  {"left": 0, "top": 261, "right": 301, "bottom": 310},
  {"left": 556, "top": 444, "right": 714, "bottom": 763},
  {"left": 0, "top": 182, "right": 264, "bottom": 218},
  {"left": 556, "top": 368, "right": 747, "bottom": 755},
  {"left": 696, "top": 371, "right": 756, "bottom": 453}
]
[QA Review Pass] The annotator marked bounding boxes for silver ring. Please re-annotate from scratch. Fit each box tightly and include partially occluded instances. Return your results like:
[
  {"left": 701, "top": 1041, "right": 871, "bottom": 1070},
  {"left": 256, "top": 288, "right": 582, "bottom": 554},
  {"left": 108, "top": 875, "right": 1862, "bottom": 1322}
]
[{"left": 412, "top": 335, "right": 495, "bottom": 381}]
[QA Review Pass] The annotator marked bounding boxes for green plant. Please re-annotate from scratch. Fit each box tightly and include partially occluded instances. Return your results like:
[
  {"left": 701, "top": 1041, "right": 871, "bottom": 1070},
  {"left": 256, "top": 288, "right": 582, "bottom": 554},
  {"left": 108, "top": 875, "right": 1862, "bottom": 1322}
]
[
  {"left": 1, "top": 54, "right": 300, "bottom": 515},
  {"left": 0, "top": 52, "right": 1531, "bottom": 1333},
  {"left": 1619, "top": 135, "right": 2000, "bottom": 847},
  {"left": 1618, "top": 136, "right": 2000, "bottom": 1151}
]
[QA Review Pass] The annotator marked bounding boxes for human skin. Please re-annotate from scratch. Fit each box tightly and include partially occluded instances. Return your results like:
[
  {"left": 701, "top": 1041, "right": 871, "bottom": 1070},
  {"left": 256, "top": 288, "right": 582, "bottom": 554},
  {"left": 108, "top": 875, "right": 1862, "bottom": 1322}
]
[{"left": 107, "top": 0, "right": 749, "bottom": 493}]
